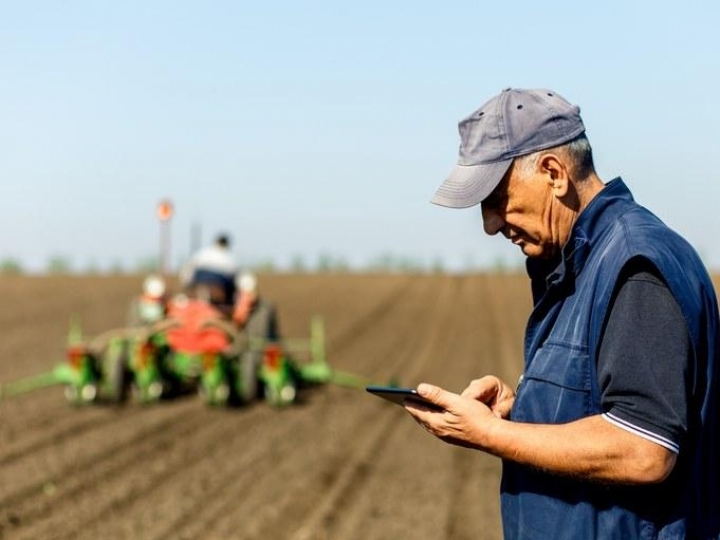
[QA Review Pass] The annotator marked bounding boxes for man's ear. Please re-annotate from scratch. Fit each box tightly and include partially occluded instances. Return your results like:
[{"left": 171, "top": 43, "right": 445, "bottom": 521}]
[{"left": 539, "top": 154, "right": 569, "bottom": 198}]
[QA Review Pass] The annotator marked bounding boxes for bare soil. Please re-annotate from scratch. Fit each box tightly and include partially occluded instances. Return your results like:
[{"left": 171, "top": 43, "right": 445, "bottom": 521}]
[{"left": 0, "top": 272, "right": 533, "bottom": 539}]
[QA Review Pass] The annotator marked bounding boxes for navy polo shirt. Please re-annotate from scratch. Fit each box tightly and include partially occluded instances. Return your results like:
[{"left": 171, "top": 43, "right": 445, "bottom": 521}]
[{"left": 598, "top": 259, "right": 691, "bottom": 454}]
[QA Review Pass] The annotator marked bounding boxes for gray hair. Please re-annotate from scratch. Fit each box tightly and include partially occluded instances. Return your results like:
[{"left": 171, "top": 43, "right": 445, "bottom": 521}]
[{"left": 514, "top": 133, "right": 595, "bottom": 180}]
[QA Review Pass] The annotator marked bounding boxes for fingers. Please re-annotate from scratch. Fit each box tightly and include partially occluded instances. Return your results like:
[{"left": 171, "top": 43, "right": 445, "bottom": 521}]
[
  {"left": 460, "top": 376, "right": 499, "bottom": 400},
  {"left": 411, "top": 378, "right": 513, "bottom": 420},
  {"left": 406, "top": 386, "right": 492, "bottom": 450},
  {"left": 459, "top": 376, "right": 515, "bottom": 419},
  {"left": 460, "top": 379, "right": 482, "bottom": 399}
]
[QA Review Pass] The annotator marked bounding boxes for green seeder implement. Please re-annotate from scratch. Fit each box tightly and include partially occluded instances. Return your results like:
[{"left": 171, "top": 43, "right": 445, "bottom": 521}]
[{"left": 0, "top": 307, "right": 377, "bottom": 408}]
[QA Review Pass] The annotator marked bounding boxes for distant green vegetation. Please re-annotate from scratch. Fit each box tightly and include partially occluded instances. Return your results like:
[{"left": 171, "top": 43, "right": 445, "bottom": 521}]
[
  {"left": 1, "top": 252, "right": 528, "bottom": 276},
  {"left": 0, "top": 258, "right": 24, "bottom": 275},
  {"left": 46, "top": 255, "right": 73, "bottom": 275},
  {"left": 134, "top": 256, "right": 160, "bottom": 273}
]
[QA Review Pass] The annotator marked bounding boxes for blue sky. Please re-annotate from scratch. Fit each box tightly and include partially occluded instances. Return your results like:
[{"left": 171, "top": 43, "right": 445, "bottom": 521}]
[{"left": 1, "top": 1, "right": 719, "bottom": 272}]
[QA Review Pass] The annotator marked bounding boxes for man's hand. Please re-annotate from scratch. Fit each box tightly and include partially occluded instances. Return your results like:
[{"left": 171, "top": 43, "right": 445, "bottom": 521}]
[{"left": 403, "top": 379, "right": 512, "bottom": 451}]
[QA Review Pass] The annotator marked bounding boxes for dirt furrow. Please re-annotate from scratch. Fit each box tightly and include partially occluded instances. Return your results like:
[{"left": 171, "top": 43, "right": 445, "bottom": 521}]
[
  {"left": 0, "top": 401, "right": 198, "bottom": 508},
  {"left": 159, "top": 395, "right": 388, "bottom": 540},
  {"left": 279, "top": 278, "right": 462, "bottom": 539},
  {"left": 2, "top": 402, "right": 210, "bottom": 539},
  {"left": 289, "top": 408, "right": 402, "bottom": 540},
  {"left": 327, "top": 277, "right": 436, "bottom": 384},
  {"left": 0, "top": 410, "right": 104, "bottom": 466},
  {"left": 71, "top": 406, "right": 311, "bottom": 540},
  {"left": 319, "top": 276, "right": 470, "bottom": 540},
  {"left": 323, "top": 275, "right": 418, "bottom": 354}
]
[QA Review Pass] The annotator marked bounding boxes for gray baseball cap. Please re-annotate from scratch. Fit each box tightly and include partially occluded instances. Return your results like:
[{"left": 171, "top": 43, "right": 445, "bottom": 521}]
[{"left": 432, "top": 88, "right": 585, "bottom": 208}]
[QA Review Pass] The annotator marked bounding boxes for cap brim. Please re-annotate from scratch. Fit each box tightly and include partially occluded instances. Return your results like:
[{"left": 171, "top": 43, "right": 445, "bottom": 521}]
[{"left": 431, "top": 158, "right": 513, "bottom": 209}]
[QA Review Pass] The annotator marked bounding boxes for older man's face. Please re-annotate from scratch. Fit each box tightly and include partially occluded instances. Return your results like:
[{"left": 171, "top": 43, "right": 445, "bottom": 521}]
[{"left": 480, "top": 161, "right": 570, "bottom": 259}]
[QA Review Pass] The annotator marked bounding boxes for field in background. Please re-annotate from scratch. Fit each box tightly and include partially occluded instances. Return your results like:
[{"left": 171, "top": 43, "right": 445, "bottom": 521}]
[{"left": 0, "top": 272, "right": 715, "bottom": 539}]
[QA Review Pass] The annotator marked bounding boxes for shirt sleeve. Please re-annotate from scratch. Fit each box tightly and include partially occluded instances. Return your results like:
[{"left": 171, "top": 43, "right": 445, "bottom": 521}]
[{"left": 597, "top": 259, "right": 692, "bottom": 454}]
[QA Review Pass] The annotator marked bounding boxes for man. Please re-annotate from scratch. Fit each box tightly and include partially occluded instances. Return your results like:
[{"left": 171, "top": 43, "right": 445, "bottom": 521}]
[
  {"left": 407, "top": 88, "right": 720, "bottom": 539},
  {"left": 179, "top": 233, "right": 238, "bottom": 313}
]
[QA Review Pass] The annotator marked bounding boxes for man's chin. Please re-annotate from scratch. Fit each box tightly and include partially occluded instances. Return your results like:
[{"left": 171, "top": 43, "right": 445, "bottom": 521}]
[
  {"left": 518, "top": 244, "right": 535, "bottom": 257},
  {"left": 519, "top": 244, "right": 552, "bottom": 259}
]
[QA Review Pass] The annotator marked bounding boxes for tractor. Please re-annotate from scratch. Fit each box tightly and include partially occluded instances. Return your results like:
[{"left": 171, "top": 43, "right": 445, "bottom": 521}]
[{"left": 0, "top": 275, "right": 376, "bottom": 407}]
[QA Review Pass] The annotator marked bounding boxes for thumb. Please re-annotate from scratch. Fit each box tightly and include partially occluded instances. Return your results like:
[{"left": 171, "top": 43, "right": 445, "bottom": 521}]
[{"left": 417, "top": 383, "right": 452, "bottom": 409}]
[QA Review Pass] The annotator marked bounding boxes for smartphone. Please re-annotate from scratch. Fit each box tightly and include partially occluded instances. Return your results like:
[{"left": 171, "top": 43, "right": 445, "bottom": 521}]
[{"left": 365, "top": 385, "right": 444, "bottom": 411}]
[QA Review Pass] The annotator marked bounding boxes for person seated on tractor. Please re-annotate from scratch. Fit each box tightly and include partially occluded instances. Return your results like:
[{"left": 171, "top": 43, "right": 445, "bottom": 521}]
[
  {"left": 179, "top": 233, "right": 238, "bottom": 316},
  {"left": 231, "top": 271, "right": 280, "bottom": 343}
]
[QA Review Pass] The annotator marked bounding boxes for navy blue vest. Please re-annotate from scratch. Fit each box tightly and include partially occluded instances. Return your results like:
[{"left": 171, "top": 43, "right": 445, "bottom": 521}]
[{"left": 501, "top": 179, "right": 720, "bottom": 540}]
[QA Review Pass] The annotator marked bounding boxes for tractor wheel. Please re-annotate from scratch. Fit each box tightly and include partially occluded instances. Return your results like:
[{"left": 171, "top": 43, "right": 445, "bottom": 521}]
[
  {"left": 103, "top": 341, "right": 129, "bottom": 404},
  {"left": 236, "top": 350, "right": 261, "bottom": 405}
]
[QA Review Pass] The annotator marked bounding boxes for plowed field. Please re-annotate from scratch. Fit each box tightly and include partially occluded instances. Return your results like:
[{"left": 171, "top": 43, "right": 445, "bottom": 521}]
[{"left": 0, "top": 273, "right": 534, "bottom": 539}]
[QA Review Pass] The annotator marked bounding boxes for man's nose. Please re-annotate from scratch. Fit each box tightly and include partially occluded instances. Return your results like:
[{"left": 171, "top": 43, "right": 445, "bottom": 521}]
[{"left": 481, "top": 206, "right": 504, "bottom": 235}]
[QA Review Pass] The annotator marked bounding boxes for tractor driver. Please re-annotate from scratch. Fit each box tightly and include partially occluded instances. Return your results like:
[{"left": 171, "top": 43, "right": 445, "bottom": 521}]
[{"left": 179, "top": 233, "right": 238, "bottom": 315}]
